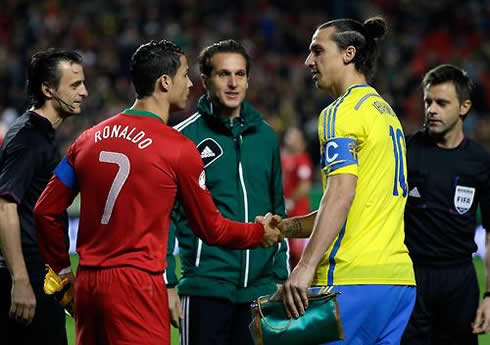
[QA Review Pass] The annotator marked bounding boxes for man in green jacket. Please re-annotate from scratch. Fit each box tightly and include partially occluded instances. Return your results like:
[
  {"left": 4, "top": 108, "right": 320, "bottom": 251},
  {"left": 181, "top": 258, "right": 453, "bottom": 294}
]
[{"left": 165, "top": 40, "right": 288, "bottom": 345}]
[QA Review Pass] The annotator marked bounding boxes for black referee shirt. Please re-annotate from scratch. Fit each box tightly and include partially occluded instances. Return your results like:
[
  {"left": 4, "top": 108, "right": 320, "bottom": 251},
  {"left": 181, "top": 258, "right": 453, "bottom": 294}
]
[
  {"left": 0, "top": 111, "right": 65, "bottom": 281},
  {"left": 404, "top": 130, "right": 490, "bottom": 265}
]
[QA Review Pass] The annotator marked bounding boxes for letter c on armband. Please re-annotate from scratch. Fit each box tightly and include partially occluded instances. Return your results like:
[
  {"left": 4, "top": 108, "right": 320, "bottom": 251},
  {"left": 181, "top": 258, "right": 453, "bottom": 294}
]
[{"left": 326, "top": 141, "right": 339, "bottom": 163}]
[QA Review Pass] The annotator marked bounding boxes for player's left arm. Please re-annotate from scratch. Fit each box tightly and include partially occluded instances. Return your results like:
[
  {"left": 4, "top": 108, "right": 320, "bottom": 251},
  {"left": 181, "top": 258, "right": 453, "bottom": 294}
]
[{"left": 473, "top": 157, "right": 490, "bottom": 334}]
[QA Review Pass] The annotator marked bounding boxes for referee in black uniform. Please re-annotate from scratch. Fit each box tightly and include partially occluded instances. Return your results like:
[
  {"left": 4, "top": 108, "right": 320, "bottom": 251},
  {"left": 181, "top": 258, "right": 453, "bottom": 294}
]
[
  {"left": 402, "top": 64, "right": 490, "bottom": 345},
  {"left": 0, "top": 49, "right": 87, "bottom": 344}
]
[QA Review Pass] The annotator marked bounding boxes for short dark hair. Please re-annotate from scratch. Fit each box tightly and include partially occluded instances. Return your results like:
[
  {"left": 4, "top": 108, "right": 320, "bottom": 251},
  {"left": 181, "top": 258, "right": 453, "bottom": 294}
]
[
  {"left": 130, "top": 40, "right": 184, "bottom": 99},
  {"left": 422, "top": 64, "right": 473, "bottom": 103},
  {"left": 26, "top": 48, "right": 83, "bottom": 108},
  {"left": 199, "top": 39, "right": 250, "bottom": 77},
  {"left": 318, "top": 16, "right": 386, "bottom": 81}
]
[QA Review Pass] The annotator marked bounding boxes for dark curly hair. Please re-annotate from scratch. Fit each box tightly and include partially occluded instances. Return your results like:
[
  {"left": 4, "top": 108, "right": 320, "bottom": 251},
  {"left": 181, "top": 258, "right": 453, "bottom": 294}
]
[{"left": 130, "top": 40, "right": 184, "bottom": 99}]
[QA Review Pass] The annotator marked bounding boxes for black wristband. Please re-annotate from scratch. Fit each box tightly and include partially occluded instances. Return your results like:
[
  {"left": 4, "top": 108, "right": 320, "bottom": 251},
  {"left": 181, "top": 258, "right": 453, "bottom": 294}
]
[{"left": 483, "top": 291, "right": 490, "bottom": 298}]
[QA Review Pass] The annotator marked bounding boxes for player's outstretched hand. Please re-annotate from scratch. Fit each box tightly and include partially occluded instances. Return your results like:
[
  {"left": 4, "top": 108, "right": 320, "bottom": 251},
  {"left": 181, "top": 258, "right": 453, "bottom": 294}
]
[{"left": 258, "top": 213, "right": 283, "bottom": 247}]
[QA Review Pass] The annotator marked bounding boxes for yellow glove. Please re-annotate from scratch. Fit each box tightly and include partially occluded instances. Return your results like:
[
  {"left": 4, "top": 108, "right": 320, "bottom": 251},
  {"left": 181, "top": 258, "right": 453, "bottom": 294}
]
[{"left": 44, "top": 266, "right": 75, "bottom": 317}]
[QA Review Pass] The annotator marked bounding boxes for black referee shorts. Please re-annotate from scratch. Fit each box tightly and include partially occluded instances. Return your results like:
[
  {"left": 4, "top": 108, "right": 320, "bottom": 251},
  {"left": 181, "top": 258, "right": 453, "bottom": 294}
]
[
  {"left": 179, "top": 295, "right": 254, "bottom": 345},
  {"left": 402, "top": 262, "right": 479, "bottom": 345},
  {"left": 0, "top": 267, "right": 67, "bottom": 345}
]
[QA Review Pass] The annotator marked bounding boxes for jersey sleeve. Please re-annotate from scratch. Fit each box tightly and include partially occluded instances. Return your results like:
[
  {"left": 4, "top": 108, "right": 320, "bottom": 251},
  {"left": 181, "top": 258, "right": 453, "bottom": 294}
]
[
  {"left": 174, "top": 139, "right": 264, "bottom": 249},
  {"left": 34, "top": 143, "right": 79, "bottom": 273},
  {"left": 319, "top": 106, "right": 363, "bottom": 177},
  {"left": 0, "top": 136, "right": 41, "bottom": 203}
]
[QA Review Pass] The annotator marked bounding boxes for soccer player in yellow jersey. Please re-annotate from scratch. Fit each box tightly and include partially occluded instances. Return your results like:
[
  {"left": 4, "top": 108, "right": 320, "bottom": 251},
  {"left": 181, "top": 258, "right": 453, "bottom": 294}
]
[{"left": 275, "top": 16, "right": 416, "bottom": 345}]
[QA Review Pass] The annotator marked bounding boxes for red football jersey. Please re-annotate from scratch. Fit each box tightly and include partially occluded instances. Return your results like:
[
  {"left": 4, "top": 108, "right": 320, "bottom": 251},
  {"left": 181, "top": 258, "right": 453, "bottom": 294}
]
[
  {"left": 281, "top": 152, "right": 313, "bottom": 216},
  {"left": 35, "top": 110, "right": 264, "bottom": 273}
]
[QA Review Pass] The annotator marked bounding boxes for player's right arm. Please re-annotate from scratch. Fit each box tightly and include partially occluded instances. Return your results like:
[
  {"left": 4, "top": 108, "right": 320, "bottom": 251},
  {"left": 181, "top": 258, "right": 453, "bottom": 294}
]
[
  {"left": 34, "top": 155, "right": 79, "bottom": 275},
  {"left": 281, "top": 102, "right": 362, "bottom": 317},
  {"left": 175, "top": 139, "right": 281, "bottom": 249},
  {"left": 282, "top": 174, "right": 357, "bottom": 318},
  {"left": 277, "top": 211, "right": 318, "bottom": 238}
]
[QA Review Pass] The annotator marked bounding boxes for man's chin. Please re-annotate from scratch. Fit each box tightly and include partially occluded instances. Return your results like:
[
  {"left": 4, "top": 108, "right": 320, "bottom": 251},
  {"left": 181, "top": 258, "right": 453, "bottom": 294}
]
[
  {"left": 427, "top": 128, "right": 445, "bottom": 139},
  {"left": 426, "top": 124, "right": 442, "bottom": 133},
  {"left": 222, "top": 100, "right": 242, "bottom": 109},
  {"left": 315, "top": 80, "right": 328, "bottom": 90},
  {"left": 60, "top": 109, "right": 80, "bottom": 118}
]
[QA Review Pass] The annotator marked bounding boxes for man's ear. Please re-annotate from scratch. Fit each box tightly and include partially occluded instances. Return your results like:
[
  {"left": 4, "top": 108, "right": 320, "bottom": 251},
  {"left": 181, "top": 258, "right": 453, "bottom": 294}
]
[
  {"left": 343, "top": 46, "right": 357, "bottom": 64},
  {"left": 460, "top": 99, "right": 472, "bottom": 119},
  {"left": 42, "top": 83, "right": 53, "bottom": 99},
  {"left": 159, "top": 75, "right": 172, "bottom": 92},
  {"left": 200, "top": 74, "right": 208, "bottom": 91}
]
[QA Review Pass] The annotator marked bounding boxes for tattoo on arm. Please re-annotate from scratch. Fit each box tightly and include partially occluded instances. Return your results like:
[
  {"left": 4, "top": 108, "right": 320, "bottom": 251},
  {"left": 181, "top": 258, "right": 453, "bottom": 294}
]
[{"left": 284, "top": 218, "right": 303, "bottom": 238}]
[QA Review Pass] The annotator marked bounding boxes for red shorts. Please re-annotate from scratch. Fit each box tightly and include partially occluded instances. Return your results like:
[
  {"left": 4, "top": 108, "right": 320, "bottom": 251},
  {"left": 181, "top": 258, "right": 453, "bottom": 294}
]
[{"left": 74, "top": 266, "right": 169, "bottom": 345}]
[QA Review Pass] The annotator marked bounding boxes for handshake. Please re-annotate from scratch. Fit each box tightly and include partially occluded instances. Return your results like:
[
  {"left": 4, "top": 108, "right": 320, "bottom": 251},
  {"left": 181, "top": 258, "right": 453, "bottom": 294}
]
[{"left": 256, "top": 212, "right": 285, "bottom": 248}]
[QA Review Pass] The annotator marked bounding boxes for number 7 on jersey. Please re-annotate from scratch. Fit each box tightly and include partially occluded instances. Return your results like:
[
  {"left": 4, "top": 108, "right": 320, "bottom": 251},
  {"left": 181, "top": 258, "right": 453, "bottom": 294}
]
[{"left": 99, "top": 151, "right": 131, "bottom": 224}]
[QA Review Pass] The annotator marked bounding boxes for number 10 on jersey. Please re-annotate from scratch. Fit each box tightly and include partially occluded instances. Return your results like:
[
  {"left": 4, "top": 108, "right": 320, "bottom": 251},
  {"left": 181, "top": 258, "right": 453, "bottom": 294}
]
[{"left": 389, "top": 126, "right": 408, "bottom": 197}]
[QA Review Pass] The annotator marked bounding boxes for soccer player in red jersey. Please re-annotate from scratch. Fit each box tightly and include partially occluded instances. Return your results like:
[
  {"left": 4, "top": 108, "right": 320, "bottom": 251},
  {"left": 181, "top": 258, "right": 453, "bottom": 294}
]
[
  {"left": 281, "top": 127, "right": 313, "bottom": 268},
  {"left": 34, "top": 40, "right": 282, "bottom": 345}
]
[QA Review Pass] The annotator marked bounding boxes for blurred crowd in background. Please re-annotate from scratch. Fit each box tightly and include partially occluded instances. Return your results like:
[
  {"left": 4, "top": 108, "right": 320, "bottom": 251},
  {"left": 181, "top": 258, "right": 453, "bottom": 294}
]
[{"left": 1, "top": 0, "right": 489, "bottom": 184}]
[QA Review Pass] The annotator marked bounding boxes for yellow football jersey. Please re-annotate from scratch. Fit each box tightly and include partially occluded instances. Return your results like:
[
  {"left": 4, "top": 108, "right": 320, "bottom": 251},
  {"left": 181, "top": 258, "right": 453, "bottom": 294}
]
[{"left": 315, "top": 84, "right": 415, "bottom": 286}]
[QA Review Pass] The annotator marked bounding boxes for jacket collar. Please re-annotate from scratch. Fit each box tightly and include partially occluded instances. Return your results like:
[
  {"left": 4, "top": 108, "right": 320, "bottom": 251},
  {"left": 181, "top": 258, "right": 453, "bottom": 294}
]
[
  {"left": 28, "top": 111, "right": 56, "bottom": 141},
  {"left": 196, "top": 95, "right": 263, "bottom": 136}
]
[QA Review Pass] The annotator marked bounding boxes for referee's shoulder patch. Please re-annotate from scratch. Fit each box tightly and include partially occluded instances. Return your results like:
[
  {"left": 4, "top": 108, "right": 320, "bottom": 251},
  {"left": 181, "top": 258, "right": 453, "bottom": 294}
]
[{"left": 196, "top": 138, "right": 223, "bottom": 168}]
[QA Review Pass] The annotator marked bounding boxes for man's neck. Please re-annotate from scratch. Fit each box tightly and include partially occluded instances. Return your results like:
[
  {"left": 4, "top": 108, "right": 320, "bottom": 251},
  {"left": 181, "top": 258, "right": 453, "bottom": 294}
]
[
  {"left": 224, "top": 107, "right": 240, "bottom": 120},
  {"left": 433, "top": 129, "right": 465, "bottom": 149},
  {"left": 32, "top": 105, "right": 63, "bottom": 130},
  {"left": 331, "top": 73, "right": 367, "bottom": 99},
  {"left": 131, "top": 97, "right": 170, "bottom": 123},
  {"left": 210, "top": 99, "right": 241, "bottom": 119}
]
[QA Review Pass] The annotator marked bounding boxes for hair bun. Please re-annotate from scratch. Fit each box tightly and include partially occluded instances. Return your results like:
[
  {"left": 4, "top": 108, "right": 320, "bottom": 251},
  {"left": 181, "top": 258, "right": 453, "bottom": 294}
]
[{"left": 364, "top": 16, "right": 387, "bottom": 40}]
